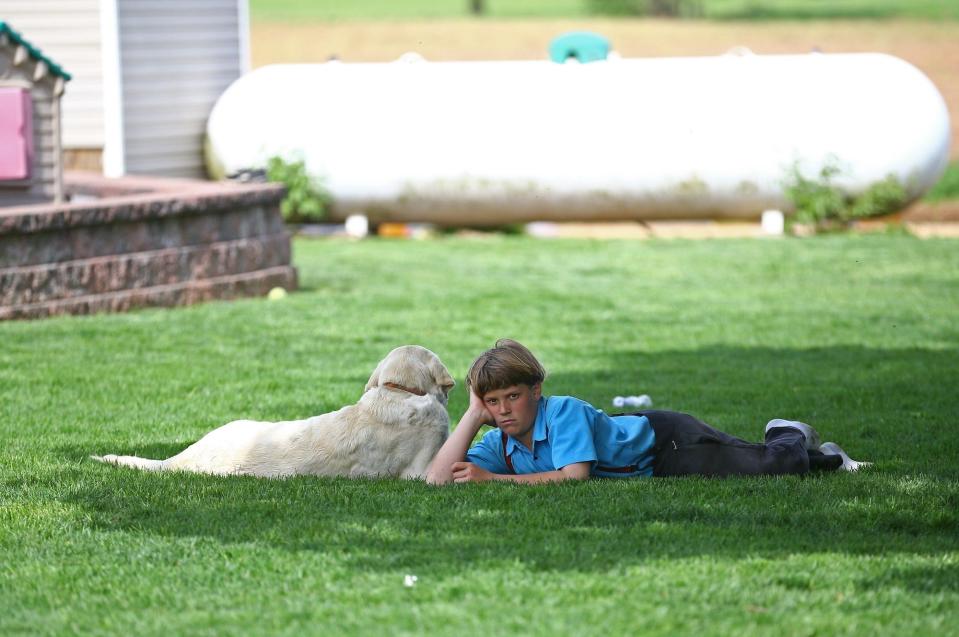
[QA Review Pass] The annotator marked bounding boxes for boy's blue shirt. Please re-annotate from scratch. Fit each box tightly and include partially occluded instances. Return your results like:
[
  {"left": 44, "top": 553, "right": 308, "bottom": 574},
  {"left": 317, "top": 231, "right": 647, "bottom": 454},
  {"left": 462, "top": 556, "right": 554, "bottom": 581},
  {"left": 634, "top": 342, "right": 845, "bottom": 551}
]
[{"left": 466, "top": 396, "right": 656, "bottom": 477}]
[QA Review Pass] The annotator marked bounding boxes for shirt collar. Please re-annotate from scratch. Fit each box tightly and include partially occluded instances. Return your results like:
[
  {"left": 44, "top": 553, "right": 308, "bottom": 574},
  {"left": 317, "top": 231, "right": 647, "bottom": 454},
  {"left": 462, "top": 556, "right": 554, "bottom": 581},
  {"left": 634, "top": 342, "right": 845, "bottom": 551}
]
[{"left": 533, "top": 396, "right": 549, "bottom": 442}]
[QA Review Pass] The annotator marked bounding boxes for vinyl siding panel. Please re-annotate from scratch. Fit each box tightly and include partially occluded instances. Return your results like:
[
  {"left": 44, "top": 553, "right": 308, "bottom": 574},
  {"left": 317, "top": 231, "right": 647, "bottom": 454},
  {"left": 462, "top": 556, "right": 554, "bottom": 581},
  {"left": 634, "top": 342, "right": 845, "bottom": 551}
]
[
  {"left": 1, "top": 0, "right": 105, "bottom": 149},
  {"left": 3, "top": 0, "right": 246, "bottom": 178},
  {"left": 122, "top": 119, "right": 208, "bottom": 140},
  {"left": 125, "top": 135, "right": 206, "bottom": 159},
  {"left": 117, "top": 0, "right": 243, "bottom": 177}
]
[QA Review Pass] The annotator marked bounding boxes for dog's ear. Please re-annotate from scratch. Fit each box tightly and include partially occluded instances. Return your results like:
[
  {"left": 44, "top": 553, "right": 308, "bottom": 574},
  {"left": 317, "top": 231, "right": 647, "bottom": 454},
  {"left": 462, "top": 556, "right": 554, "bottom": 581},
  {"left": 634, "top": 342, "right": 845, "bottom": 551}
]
[
  {"left": 431, "top": 359, "right": 455, "bottom": 397},
  {"left": 364, "top": 358, "right": 385, "bottom": 392}
]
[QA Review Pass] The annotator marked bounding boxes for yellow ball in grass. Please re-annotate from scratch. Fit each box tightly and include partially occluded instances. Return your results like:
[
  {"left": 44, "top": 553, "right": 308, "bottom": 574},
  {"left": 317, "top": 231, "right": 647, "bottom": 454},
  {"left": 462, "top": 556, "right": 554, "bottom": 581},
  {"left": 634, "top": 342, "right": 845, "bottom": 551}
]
[{"left": 267, "top": 287, "right": 288, "bottom": 301}]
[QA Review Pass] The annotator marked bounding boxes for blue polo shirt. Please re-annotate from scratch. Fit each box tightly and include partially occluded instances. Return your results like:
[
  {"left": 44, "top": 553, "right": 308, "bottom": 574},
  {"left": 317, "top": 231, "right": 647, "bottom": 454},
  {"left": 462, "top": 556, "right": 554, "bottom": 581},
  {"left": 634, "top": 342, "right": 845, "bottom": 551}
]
[{"left": 466, "top": 396, "right": 656, "bottom": 478}]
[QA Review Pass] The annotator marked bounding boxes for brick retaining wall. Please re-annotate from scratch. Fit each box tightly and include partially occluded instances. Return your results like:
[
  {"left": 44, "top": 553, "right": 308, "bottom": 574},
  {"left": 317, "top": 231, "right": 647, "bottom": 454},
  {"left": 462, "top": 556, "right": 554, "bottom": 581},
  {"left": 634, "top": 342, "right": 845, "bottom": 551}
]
[{"left": 0, "top": 172, "right": 297, "bottom": 320}]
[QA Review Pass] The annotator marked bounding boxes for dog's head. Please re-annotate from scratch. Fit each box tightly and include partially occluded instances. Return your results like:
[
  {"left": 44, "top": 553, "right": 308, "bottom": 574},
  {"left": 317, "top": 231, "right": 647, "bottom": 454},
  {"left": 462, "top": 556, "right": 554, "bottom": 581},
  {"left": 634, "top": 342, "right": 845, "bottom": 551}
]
[{"left": 365, "top": 345, "right": 455, "bottom": 406}]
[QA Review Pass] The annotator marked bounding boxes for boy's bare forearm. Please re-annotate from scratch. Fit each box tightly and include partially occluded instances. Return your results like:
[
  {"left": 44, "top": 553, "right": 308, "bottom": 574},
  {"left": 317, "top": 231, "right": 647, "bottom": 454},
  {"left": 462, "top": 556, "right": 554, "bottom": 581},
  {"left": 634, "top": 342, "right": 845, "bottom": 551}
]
[
  {"left": 448, "top": 460, "right": 592, "bottom": 484},
  {"left": 426, "top": 409, "right": 487, "bottom": 485},
  {"left": 490, "top": 462, "right": 591, "bottom": 484}
]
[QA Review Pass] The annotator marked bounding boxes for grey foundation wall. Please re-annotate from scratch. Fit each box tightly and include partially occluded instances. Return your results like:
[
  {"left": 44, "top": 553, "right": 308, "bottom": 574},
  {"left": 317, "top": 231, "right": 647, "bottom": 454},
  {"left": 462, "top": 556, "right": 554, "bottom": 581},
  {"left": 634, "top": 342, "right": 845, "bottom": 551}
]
[{"left": 0, "top": 172, "right": 297, "bottom": 320}]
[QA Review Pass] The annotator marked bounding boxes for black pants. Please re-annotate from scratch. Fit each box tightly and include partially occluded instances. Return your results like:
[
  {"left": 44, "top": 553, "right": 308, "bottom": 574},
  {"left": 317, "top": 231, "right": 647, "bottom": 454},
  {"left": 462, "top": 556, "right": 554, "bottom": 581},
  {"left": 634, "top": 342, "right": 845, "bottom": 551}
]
[{"left": 637, "top": 410, "right": 814, "bottom": 478}]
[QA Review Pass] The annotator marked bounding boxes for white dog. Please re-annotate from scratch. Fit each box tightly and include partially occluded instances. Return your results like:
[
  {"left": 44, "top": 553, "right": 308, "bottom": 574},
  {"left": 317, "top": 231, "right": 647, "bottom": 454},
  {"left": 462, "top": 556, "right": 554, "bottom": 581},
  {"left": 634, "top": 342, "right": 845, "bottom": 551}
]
[{"left": 92, "top": 345, "right": 454, "bottom": 479}]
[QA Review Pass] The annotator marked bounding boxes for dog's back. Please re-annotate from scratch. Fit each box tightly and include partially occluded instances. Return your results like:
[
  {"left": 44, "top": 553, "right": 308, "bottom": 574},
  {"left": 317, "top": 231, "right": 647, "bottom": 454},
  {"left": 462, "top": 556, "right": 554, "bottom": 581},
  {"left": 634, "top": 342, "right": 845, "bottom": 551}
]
[{"left": 94, "top": 407, "right": 357, "bottom": 477}]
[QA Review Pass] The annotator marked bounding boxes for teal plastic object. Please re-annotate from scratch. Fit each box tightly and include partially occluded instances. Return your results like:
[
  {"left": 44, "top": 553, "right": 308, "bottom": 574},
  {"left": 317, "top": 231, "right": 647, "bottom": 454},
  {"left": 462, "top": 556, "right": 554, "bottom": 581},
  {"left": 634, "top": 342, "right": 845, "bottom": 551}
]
[{"left": 549, "top": 32, "right": 611, "bottom": 64}]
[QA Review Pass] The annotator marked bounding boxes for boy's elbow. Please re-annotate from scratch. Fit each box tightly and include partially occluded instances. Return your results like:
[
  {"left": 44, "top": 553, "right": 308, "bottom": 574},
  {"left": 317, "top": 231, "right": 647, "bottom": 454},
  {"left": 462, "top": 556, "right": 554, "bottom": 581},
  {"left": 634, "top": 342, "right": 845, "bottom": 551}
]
[
  {"left": 425, "top": 469, "right": 451, "bottom": 486},
  {"left": 560, "top": 463, "right": 592, "bottom": 481}
]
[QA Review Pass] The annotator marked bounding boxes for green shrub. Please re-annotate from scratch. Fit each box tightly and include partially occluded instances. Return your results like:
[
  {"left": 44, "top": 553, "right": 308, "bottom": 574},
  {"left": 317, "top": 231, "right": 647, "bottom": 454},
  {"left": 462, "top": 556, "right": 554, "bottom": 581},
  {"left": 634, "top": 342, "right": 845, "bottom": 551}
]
[
  {"left": 784, "top": 161, "right": 907, "bottom": 233},
  {"left": 923, "top": 161, "right": 959, "bottom": 202},
  {"left": 784, "top": 163, "right": 847, "bottom": 229},
  {"left": 266, "top": 156, "right": 331, "bottom": 223},
  {"left": 849, "top": 175, "right": 909, "bottom": 220}
]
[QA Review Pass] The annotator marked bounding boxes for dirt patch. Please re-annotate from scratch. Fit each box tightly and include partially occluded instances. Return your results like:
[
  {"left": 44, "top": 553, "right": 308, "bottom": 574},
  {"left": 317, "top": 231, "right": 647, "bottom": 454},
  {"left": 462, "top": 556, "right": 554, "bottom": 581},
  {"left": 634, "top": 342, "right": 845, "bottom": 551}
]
[
  {"left": 902, "top": 199, "right": 959, "bottom": 222},
  {"left": 252, "top": 19, "right": 959, "bottom": 158}
]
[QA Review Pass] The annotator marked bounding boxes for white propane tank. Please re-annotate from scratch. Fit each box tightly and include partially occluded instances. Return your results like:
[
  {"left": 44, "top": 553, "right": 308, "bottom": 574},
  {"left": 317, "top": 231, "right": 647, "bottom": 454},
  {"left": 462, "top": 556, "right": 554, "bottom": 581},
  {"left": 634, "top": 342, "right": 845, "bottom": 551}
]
[{"left": 205, "top": 53, "right": 950, "bottom": 225}]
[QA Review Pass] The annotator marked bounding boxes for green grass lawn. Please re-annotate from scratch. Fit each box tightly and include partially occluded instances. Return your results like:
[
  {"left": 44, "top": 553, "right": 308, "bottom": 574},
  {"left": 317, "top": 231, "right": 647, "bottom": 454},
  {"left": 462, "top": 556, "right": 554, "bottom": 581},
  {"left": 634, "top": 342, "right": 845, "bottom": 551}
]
[
  {"left": 2, "top": 235, "right": 958, "bottom": 635},
  {"left": 926, "top": 161, "right": 959, "bottom": 202},
  {"left": 250, "top": 0, "right": 959, "bottom": 21}
]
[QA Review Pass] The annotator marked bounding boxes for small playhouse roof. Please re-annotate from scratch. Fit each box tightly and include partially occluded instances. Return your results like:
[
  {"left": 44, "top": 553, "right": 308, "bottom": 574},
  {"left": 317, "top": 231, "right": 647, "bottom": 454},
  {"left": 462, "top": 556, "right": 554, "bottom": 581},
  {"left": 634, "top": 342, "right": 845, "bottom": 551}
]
[{"left": 0, "top": 21, "right": 71, "bottom": 81}]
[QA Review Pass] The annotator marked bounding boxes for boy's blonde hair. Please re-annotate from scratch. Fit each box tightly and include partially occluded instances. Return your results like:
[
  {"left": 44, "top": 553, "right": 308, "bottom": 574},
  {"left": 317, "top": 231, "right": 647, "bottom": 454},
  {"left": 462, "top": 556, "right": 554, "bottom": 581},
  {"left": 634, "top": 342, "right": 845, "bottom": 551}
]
[{"left": 467, "top": 339, "right": 547, "bottom": 397}]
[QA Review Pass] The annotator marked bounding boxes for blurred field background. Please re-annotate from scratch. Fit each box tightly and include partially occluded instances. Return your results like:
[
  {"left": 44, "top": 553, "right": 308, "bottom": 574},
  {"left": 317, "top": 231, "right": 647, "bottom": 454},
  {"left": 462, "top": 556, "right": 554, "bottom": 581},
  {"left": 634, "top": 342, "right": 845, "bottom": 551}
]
[
  {"left": 250, "top": 0, "right": 959, "bottom": 21},
  {"left": 249, "top": 0, "right": 959, "bottom": 169}
]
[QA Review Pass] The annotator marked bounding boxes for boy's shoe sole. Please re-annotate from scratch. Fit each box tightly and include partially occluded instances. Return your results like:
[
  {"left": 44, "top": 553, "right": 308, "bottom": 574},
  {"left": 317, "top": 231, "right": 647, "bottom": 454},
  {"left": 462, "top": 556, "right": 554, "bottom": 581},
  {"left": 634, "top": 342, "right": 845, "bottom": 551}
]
[
  {"left": 765, "top": 419, "right": 821, "bottom": 450},
  {"left": 820, "top": 441, "right": 873, "bottom": 472}
]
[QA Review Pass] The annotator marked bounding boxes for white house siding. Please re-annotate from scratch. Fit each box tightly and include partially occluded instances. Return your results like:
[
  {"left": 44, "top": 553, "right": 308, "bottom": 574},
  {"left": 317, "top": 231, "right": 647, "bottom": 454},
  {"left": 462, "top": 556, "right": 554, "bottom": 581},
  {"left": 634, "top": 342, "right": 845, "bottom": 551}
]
[
  {"left": 117, "top": 0, "right": 245, "bottom": 177},
  {"left": 1, "top": 0, "right": 104, "bottom": 150}
]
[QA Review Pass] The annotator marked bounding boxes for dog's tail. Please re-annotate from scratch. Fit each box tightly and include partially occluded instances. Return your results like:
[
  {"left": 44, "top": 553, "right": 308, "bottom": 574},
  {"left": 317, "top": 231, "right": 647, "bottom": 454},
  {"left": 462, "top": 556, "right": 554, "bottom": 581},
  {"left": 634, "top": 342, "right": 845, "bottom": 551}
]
[{"left": 90, "top": 454, "right": 165, "bottom": 471}]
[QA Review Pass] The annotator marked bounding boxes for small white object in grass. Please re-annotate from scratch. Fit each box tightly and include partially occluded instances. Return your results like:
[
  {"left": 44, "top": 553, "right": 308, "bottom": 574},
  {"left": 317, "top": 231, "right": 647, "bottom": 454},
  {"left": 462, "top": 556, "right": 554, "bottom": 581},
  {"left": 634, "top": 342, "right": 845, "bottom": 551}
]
[
  {"left": 761, "top": 209, "right": 785, "bottom": 235},
  {"left": 613, "top": 395, "right": 653, "bottom": 408},
  {"left": 526, "top": 222, "right": 558, "bottom": 238},
  {"left": 267, "top": 287, "right": 287, "bottom": 301},
  {"left": 396, "top": 51, "right": 425, "bottom": 64},
  {"left": 345, "top": 214, "right": 369, "bottom": 238},
  {"left": 403, "top": 574, "right": 418, "bottom": 587},
  {"left": 408, "top": 223, "right": 435, "bottom": 240}
]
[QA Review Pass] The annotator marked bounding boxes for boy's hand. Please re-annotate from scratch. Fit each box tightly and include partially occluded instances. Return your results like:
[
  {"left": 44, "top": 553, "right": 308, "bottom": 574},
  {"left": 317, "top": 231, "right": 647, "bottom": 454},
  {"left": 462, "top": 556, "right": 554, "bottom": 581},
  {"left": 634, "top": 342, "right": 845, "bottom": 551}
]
[
  {"left": 467, "top": 388, "right": 495, "bottom": 427},
  {"left": 451, "top": 461, "right": 495, "bottom": 483},
  {"left": 425, "top": 390, "right": 494, "bottom": 486}
]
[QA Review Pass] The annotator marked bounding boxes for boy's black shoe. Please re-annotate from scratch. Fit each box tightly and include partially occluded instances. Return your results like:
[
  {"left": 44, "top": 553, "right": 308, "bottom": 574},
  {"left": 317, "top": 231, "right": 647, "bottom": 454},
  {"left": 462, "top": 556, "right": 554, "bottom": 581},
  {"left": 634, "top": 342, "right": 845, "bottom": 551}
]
[{"left": 808, "top": 450, "right": 843, "bottom": 472}]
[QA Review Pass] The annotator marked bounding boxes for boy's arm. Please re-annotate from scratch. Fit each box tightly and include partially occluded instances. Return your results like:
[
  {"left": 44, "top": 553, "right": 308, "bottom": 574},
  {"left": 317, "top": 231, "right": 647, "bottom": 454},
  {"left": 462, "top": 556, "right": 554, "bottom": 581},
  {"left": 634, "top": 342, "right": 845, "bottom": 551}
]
[
  {"left": 426, "top": 391, "right": 492, "bottom": 485},
  {"left": 450, "top": 461, "right": 591, "bottom": 484}
]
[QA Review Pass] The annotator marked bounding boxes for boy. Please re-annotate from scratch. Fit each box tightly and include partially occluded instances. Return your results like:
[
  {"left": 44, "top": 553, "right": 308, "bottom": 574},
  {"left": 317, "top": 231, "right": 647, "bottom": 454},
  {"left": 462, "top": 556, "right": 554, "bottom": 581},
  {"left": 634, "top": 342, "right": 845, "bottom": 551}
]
[{"left": 426, "top": 339, "right": 870, "bottom": 485}]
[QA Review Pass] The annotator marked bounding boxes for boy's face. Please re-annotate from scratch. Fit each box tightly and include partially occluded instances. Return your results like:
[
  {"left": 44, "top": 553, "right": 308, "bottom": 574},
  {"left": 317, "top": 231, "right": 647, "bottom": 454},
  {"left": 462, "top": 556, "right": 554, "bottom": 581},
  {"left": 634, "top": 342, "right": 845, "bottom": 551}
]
[{"left": 481, "top": 383, "right": 542, "bottom": 446}]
